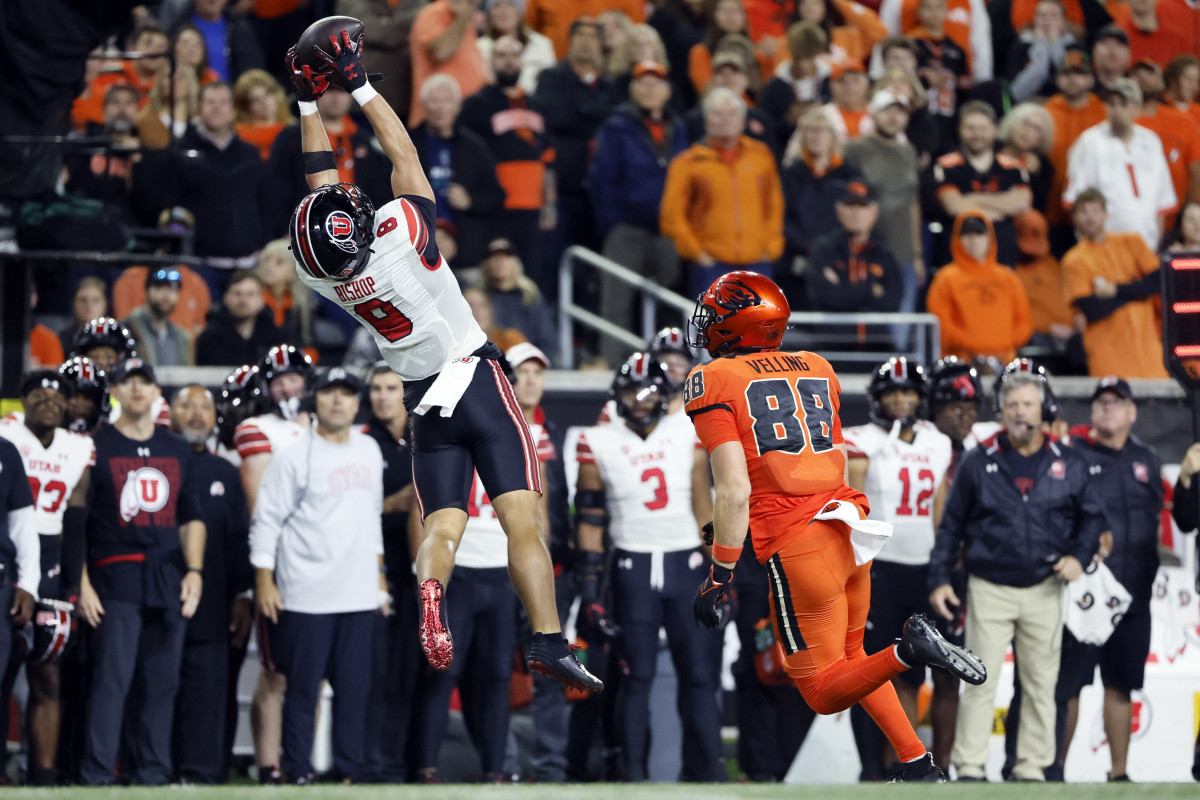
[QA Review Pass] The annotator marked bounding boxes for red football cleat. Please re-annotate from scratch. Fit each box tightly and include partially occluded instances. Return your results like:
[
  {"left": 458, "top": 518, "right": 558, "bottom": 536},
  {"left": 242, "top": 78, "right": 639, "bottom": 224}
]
[{"left": 419, "top": 579, "right": 453, "bottom": 670}]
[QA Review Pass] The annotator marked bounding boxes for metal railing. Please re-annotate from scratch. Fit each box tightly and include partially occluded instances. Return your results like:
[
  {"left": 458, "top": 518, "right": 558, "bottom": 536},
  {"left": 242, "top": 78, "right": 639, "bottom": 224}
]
[{"left": 557, "top": 246, "right": 942, "bottom": 368}]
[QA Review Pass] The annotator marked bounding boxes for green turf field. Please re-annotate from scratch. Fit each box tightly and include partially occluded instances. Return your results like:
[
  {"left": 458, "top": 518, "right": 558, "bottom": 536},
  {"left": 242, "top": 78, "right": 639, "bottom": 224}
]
[{"left": 4, "top": 783, "right": 1194, "bottom": 799}]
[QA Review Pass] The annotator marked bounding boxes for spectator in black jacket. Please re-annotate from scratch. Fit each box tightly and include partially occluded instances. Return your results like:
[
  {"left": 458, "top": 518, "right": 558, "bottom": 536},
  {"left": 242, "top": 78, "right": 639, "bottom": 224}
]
[
  {"left": 588, "top": 60, "right": 689, "bottom": 366},
  {"left": 647, "top": 0, "right": 706, "bottom": 108},
  {"left": 169, "top": 384, "right": 252, "bottom": 784},
  {"left": 411, "top": 74, "right": 507, "bottom": 268},
  {"left": 479, "top": 238, "right": 559, "bottom": 363},
  {"left": 170, "top": 0, "right": 265, "bottom": 83},
  {"left": 1055, "top": 377, "right": 1162, "bottom": 782},
  {"left": 194, "top": 270, "right": 286, "bottom": 367},
  {"left": 782, "top": 107, "right": 861, "bottom": 275},
  {"left": 534, "top": 18, "right": 621, "bottom": 293},
  {"left": 928, "top": 370, "right": 1105, "bottom": 782},
  {"left": 758, "top": 22, "right": 830, "bottom": 153},
  {"left": 266, "top": 86, "right": 393, "bottom": 237},
  {"left": 805, "top": 181, "right": 901, "bottom": 318},
  {"left": 133, "top": 82, "right": 267, "bottom": 298}
]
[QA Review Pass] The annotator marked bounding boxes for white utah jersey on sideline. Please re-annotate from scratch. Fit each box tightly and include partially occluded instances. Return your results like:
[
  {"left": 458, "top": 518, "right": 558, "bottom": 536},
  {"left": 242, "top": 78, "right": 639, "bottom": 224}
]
[
  {"left": 964, "top": 420, "right": 1003, "bottom": 451},
  {"left": 457, "top": 423, "right": 555, "bottom": 568},
  {"left": 577, "top": 413, "right": 701, "bottom": 553},
  {"left": 295, "top": 197, "right": 486, "bottom": 381},
  {"left": 0, "top": 418, "right": 95, "bottom": 535},
  {"left": 845, "top": 420, "right": 952, "bottom": 565},
  {"left": 234, "top": 413, "right": 308, "bottom": 460}
]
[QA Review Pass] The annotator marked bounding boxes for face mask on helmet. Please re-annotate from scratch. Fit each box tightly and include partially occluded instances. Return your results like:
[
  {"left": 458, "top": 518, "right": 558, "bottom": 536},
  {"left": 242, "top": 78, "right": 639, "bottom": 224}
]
[
  {"left": 260, "top": 346, "right": 314, "bottom": 419},
  {"left": 868, "top": 358, "right": 927, "bottom": 431},
  {"left": 290, "top": 183, "right": 376, "bottom": 282},
  {"left": 613, "top": 353, "right": 671, "bottom": 431},
  {"left": 216, "top": 365, "right": 267, "bottom": 448},
  {"left": 58, "top": 357, "right": 110, "bottom": 433}
]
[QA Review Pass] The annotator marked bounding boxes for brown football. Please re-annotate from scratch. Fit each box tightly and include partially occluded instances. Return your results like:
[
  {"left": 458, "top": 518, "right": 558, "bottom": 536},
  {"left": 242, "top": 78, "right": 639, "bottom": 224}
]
[{"left": 294, "top": 15, "right": 365, "bottom": 73}]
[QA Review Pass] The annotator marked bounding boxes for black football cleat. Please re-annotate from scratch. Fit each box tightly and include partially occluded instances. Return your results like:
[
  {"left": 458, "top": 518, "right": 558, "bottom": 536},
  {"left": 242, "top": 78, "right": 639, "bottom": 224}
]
[
  {"left": 527, "top": 633, "right": 604, "bottom": 693},
  {"left": 888, "top": 753, "right": 946, "bottom": 783},
  {"left": 897, "top": 613, "right": 987, "bottom": 685}
]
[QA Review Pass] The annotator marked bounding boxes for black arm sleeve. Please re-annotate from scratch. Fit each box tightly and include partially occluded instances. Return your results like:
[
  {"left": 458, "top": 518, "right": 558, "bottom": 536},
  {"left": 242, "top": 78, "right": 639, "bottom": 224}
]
[
  {"left": 61, "top": 506, "right": 87, "bottom": 593},
  {"left": 1174, "top": 474, "right": 1200, "bottom": 533},
  {"left": 1075, "top": 294, "right": 1132, "bottom": 322},
  {"left": 1115, "top": 269, "right": 1160, "bottom": 300},
  {"left": 399, "top": 194, "right": 441, "bottom": 266}
]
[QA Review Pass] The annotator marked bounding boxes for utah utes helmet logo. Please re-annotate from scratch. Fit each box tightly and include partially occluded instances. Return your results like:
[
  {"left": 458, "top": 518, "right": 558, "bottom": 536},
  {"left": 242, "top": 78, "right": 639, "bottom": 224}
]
[
  {"left": 119, "top": 467, "right": 171, "bottom": 522},
  {"left": 325, "top": 211, "right": 358, "bottom": 254}
]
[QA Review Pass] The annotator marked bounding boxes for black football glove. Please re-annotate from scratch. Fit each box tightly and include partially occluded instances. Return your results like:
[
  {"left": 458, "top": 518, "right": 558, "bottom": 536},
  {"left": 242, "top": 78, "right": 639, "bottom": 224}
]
[
  {"left": 286, "top": 46, "right": 329, "bottom": 102},
  {"left": 582, "top": 601, "right": 620, "bottom": 639},
  {"left": 313, "top": 29, "right": 368, "bottom": 92},
  {"left": 693, "top": 563, "right": 733, "bottom": 629}
]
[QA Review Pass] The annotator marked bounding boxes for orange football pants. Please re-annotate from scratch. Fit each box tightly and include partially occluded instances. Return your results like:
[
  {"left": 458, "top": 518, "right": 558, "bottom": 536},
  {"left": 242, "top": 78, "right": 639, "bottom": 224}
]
[{"left": 764, "top": 517, "right": 925, "bottom": 763}]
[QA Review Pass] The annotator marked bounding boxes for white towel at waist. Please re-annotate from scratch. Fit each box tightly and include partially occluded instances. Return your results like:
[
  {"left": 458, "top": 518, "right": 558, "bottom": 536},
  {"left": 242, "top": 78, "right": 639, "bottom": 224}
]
[
  {"left": 413, "top": 356, "right": 480, "bottom": 417},
  {"left": 813, "top": 499, "right": 894, "bottom": 565}
]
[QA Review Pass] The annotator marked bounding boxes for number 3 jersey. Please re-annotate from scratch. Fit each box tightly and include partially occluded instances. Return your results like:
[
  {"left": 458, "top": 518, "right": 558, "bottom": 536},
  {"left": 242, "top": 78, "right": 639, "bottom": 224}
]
[
  {"left": 295, "top": 194, "right": 486, "bottom": 382},
  {"left": 684, "top": 350, "right": 866, "bottom": 562},
  {"left": 0, "top": 417, "right": 95, "bottom": 535},
  {"left": 576, "top": 412, "right": 701, "bottom": 553},
  {"left": 844, "top": 420, "right": 952, "bottom": 565}
]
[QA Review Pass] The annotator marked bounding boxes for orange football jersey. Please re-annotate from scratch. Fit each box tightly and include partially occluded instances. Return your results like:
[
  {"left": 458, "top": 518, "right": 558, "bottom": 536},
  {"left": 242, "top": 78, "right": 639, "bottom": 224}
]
[{"left": 684, "top": 350, "right": 868, "bottom": 562}]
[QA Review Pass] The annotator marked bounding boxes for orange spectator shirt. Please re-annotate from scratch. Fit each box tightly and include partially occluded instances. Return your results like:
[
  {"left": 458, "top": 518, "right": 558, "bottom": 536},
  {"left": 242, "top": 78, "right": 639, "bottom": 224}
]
[
  {"left": 112, "top": 265, "right": 212, "bottom": 334},
  {"left": 1135, "top": 104, "right": 1200, "bottom": 223},
  {"left": 1044, "top": 92, "right": 1107, "bottom": 226},
  {"left": 525, "top": 0, "right": 645, "bottom": 59},
  {"left": 900, "top": 0, "right": 973, "bottom": 67},
  {"left": 409, "top": 0, "right": 489, "bottom": 127},
  {"left": 1122, "top": 16, "right": 1193, "bottom": 68},
  {"left": 1015, "top": 255, "right": 1076, "bottom": 333},
  {"left": 28, "top": 324, "right": 64, "bottom": 369},
  {"left": 236, "top": 122, "right": 285, "bottom": 161},
  {"left": 684, "top": 350, "right": 867, "bottom": 562},
  {"left": 1061, "top": 232, "right": 1170, "bottom": 378}
]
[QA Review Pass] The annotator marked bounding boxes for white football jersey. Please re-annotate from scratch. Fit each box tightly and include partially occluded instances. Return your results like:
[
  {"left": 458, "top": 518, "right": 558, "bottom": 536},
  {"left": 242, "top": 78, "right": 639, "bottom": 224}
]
[
  {"left": 457, "top": 424, "right": 555, "bottom": 568},
  {"left": 0, "top": 419, "right": 95, "bottom": 535},
  {"left": 845, "top": 420, "right": 952, "bottom": 565},
  {"left": 964, "top": 420, "right": 1002, "bottom": 451},
  {"left": 295, "top": 197, "right": 487, "bottom": 381},
  {"left": 577, "top": 413, "right": 701, "bottom": 553},
  {"left": 234, "top": 413, "right": 308, "bottom": 460}
]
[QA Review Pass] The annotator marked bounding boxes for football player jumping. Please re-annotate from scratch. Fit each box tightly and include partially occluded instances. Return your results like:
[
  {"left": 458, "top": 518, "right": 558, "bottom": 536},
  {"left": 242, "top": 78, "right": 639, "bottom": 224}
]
[{"left": 284, "top": 28, "right": 598, "bottom": 692}]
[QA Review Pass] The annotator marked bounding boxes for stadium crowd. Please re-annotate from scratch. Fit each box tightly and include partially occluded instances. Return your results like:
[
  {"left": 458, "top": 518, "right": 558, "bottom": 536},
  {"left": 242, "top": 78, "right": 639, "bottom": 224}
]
[{"left": 1, "top": 0, "right": 1199, "bottom": 788}]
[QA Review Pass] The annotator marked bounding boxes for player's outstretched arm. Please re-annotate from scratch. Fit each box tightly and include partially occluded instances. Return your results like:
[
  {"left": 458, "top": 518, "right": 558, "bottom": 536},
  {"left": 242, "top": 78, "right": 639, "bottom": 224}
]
[
  {"left": 709, "top": 441, "right": 751, "bottom": 568},
  {"left": 315, "top": 30, "right": 433, "bottom": 203},
  {"left": 287, "top": 47, "right": 340, "bottom": 190}
]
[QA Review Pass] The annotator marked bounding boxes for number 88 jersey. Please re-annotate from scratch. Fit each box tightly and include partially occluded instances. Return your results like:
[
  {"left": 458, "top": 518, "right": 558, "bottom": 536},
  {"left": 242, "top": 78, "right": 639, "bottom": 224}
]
[
  {"left": 0, "top": 417, "right": 95, "bottom": 535},
  {"left": 843, "top": 420, "right": 952, "bottom": 565}
]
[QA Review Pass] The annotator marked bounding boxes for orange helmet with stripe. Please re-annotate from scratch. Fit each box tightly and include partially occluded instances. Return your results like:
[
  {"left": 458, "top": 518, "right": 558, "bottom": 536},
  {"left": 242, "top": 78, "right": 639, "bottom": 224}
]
[{"left": 688, "top": 271, "right": 790, "bottom": 356}]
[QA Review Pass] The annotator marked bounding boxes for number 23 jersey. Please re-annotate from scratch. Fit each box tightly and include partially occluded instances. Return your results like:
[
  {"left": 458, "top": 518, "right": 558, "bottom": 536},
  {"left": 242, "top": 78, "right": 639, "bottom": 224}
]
[
  {"left": 0, "top": 417, "right": 95, "bottom": 535},
  {"left": 295, "top": 195, "right": 486, "bottom": 382},
  {"left": 684, "top": 350, "right": 865, "bottom": 561},
  {"left": 844, "top": 421, "right": 952, "bottom": 565}
]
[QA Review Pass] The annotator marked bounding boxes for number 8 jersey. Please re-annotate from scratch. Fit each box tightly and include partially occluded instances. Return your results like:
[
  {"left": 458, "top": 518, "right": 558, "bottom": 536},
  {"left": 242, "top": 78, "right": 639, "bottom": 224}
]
[
  {"left": 295, "top": 195, "right": 486, "bottom": 382},
  {"left": 684, "top": 350, "right": 866, "bottom": 562},
  {"left": 843, "top": 421, "right": 952, "bottom": 565}
]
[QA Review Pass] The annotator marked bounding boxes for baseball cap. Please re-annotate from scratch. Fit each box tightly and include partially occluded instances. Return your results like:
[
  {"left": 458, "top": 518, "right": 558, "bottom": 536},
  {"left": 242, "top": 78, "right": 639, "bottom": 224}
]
[
  {"left": 711, "top": 51, "right": 744, "bottom": 72},
  {"left": 1092, "top": 375, "right": 1134, "bottom": 402},
  {"left": 146, "top": 267, "right": 183, "bottom": 288},
  {"left": 838, "top": 180, "right": 875, "bottom": 205},
  {"left": 1106, "top": 77, "right": 1143, "bottom": 107},
  {"left": 487, "top": 238, "right": 516, "bottom": 257},
  {"left": 831, "top": 61, "right": 866, "bottom": 82},
  {"left": 1058, "top": 48, "right": 1091, "bottom": 75},
  {"left": 631, "top": 60, "right": 669, "bottom": 81},
  {"left": 314, "top": 366, "right": 363, "bottom": 394},
  {"left": 1094, "top": 24, "right": 1129, "bottom": 46},
  {"left": 867, "top": 88, "right": 909, "bottom": 114},
  {"left": 1014, "top": 209, "right": 1050, "bottom": 257},
  {"left": 110, "top": 357, "right": 157, "bottom": 385},
  {"left": 506, "top": 342, "right": 550, "bottom": 370},
  {"left": 1131, "top": 58, "right": 1162, "bottom": 75},
  {"left": 959, "top": 216, "right": 989, "bottom": 236}
]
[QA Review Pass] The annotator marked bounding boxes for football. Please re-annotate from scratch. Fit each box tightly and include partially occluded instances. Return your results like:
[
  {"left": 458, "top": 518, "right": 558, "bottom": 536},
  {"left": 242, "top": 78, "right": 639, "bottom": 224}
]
[{"left": 293, "top": 15, "right": 365, "bottom": 74}]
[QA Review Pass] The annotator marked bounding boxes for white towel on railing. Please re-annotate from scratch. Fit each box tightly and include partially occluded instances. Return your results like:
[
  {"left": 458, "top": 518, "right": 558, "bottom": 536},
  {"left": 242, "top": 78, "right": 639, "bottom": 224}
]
[
  {"left": 413, "top": 357, "right": 479, "bottom": 417},
  {"left": 813, "top": 500, "right": 894, "bottom": 565}
]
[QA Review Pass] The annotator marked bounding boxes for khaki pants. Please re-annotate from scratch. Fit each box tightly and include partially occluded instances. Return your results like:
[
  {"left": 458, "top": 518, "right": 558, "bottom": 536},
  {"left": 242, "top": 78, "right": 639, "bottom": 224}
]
[{"left": 953, "top": 575, "right": 1063, "bottom": 781}]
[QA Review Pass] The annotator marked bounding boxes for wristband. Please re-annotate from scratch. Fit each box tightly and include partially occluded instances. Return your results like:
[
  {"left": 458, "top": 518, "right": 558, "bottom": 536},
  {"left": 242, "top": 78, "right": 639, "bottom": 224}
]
[
  {"left": 712, "top": 543, "right": 743, "bottom": 564},
  {"left": 298, "top": 100, "right": 318, "bottom": 116},
  {"left": 303, "top": 150, "right": 338, "bottom": 174},
  {"left": 351, "top": 83, "right": 378, "bottom": 106},
  {"left": 187, "top": 567, "right": 203, "bottom": 574}
]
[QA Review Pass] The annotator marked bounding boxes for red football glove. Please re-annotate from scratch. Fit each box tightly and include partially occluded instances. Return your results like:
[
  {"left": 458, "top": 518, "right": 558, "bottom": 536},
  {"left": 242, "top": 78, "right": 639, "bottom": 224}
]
[{"left": 286, "top": 46, "right": 328, "bottom": 102}]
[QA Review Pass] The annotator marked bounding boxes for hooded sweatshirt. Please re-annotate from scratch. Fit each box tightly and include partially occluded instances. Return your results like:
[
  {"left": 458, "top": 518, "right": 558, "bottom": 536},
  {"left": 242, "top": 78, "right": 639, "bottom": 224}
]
[{"left": 925, "top": 210, "right": 1033, "bottom": 363}]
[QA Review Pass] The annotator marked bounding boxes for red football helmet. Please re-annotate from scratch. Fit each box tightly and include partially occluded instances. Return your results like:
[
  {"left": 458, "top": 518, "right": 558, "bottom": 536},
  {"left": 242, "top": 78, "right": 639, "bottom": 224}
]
[{"left": 688, "top": 271, "right": 791, "bottom": 356}]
